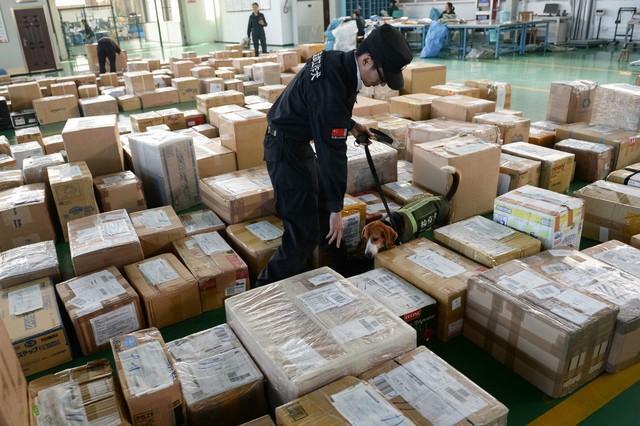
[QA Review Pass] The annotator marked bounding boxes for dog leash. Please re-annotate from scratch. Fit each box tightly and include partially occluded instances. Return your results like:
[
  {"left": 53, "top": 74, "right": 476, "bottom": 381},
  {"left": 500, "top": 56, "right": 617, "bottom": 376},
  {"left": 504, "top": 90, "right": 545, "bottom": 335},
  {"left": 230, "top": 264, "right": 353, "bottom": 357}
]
[{"left": 355, "top": 128, "right": 395, "bottom": 220}]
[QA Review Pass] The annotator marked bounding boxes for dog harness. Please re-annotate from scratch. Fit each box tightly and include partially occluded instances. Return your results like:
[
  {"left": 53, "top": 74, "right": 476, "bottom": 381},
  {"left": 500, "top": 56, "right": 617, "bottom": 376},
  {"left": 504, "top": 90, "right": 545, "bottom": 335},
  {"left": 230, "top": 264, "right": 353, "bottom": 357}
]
[{"left": 395, "top": 196, "right": 451, "bottom": 243}]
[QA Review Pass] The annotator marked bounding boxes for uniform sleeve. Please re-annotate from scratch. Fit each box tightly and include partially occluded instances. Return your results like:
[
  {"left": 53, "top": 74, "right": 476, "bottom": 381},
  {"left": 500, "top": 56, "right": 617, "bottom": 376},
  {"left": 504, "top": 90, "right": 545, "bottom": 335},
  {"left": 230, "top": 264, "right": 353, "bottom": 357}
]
[
  {"left": 247, "top": 16, "right": 252, "bottom": 37},
  {"left": 262, "top": 13, "right": 268, "bottom": 27}
]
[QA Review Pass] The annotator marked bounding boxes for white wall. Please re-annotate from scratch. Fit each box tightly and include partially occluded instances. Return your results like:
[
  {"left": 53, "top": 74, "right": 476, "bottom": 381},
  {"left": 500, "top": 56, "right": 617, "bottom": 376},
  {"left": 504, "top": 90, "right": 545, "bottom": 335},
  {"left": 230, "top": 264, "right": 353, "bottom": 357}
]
[
  {"left": 181, "top": 0, "right": 217, "bottom": 44},
  {"left": 215, "top": 0, "right": 294, "bottom": 45},
  {"left": 0, "top": 0, "right": 61, "bottom": 75}
]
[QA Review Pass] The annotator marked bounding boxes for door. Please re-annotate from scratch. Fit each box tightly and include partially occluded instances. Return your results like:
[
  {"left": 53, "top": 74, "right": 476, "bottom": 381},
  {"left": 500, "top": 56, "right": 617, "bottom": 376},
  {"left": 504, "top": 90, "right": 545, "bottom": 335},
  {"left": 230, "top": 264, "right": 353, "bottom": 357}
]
[
  {"left": 297, "top": 0, "right": 325, "bottom": 43},
  {"left": 13, "top": 8, "right": 57, "bottom": 73}
]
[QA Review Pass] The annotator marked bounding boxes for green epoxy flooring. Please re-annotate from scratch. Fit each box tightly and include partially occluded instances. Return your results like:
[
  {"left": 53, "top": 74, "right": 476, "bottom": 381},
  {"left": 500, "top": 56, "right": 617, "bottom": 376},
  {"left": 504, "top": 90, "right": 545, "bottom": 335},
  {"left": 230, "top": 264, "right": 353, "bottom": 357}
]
[{"left": 4, "top": 45, "right": 640, "bottom": 425}]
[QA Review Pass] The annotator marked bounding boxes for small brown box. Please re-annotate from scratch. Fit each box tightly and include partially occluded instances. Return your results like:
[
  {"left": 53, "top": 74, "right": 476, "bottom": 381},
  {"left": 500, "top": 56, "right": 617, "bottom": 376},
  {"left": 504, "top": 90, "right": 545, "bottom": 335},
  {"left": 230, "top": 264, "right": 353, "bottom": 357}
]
[
  {"left": 200, "top": 77, "right": 225, "bottom": 94},
  {"left": 473, "top": 112, "right": 531, "bottom": 144},
  {"left": 179, "top": 208, "right": 226, "bottom": 236},
  {"left": 78, "top": 84, "right": 99, "bottom": 98},
  {"left": 131, "top": 206, "right": 186, "bottom": 257},
  {"left": 137, "top": 87, "right": 180, "bottom": 109},
  {"left": 208, "top": 104, "right": 247, "bottom": 127},
  {"left": 185, "top": 109, "right": 207, "bottom": 127},
  {"left": 0, "top": 154, "right": 16, "bottom": 171},
  {"left": 78, "top": 95, "right": 119, "bottom": 116},
  {"left": 94, "top": 170, "right": 147, "bottom": 213},
  {"left": 117, "top": 94, "right": 142, "bottom": 111},
  {"left": 400, "top": 62, "right": 447, "bottom": 95},
  {"left": 252, "top": 62, "right": 281, "bottom": 85},
  {"left": 258, "top": 84, "right": 286, "bottom": 103},
  {"left": 130, "top": 111, "right": 163, "bottom": 132},
  {"left": 547, "top": 80, "right": 597, "bottom": 124},
  {"left": 389, "top": 93, "right": 440, "bottom": 121},
  {"left": 196, "top": 90, "right": 245, "bottom": 115},
  {"left": 157, "top": 107, "right": 186, "bottom": 130},
  {"left": 22, "top": 153, "right": 65, "bottom": 184},
  {"left": 431, "top": 95, "right": 496, "bottom": 122},
  {"left": 224, "top": 78, "right": 244, "bottom": 92},
  {"left": 128, "top": 60, "right": 150, "bottom": 72},
  {"left": 42, "top": 134, "right": 65, "bottom": 155},
  {"left": 465, "top": 79, "right": 512, "bottom": 109},
  {"left": 499, "top": 153, "right": 541, "bottom": 195},
  {"left": 429, "top": 83, "right": 480, "bottom": 98},
  {"left": 172, "top": 76, "right": 201, "bottom": 102},
  {"left": 50, "top": 81, "right": 79, "bottom": 99},
  {"left": 277, "top": 50, "right": 299, "bottom": 72},
  {"left": 219, "top": 110, "right": 267, "bottom": 170},
  {"left": 101, "top": 72, "right": 119, "bottom": 87},
  {"left": 193, "top": 123, "right": 219, "bottom": 138},
  {"left": 528, "top": 126, "right": 556, "bottom": 148},
  {"left": 123, "top": 71, "right": 155, "bottom": 95},
  {"left": 56, "top": 267, "right": 144, "bottom": 355},
  {"left": 195, "top": 141, "right": 237, "bottom": 178},
  {"left": 8, "top": 82, "right": 42, "bottom": 110},
  {"left": 15, "top": 126, "right": 43, "bottom": 148},
  {"left": 215, "top": 69, "right": 235, "bottom": 80},
  {"left": 173, "top": 60, "right": 196, "bottom": 77},
  {"left": 124, "top": 254, "right": 202, "bottom": 328},
  {"left": 351, "top": 95, "right": 391, "bottom": 117},
  {"left": 555, "top": 138, "right": 615, "bottom": 181},
  {"left": 243, "top": 81, "right": 263, "bottom": 96}
]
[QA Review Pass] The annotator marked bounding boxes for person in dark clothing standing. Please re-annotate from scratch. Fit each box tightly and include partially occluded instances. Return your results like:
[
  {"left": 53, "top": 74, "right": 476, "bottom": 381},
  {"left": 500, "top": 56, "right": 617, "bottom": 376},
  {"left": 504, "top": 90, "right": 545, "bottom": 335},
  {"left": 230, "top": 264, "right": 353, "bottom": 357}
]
[
  {"left": 97, "top": 36, "right": 122, "bottom": 74},
  {"left": 247, "top": 3, "right": 268, "bottom": 56},
  {"left": 353, "top": 9, "right": 365, "bottom": 37},
  {"left": 255, "top": 24, "right": 412, "bottom": 286},
  {"left": 83, "top": 19, "right": 95, "bottom": 43},
  {"left": 387, "top": 0, "right": 399, "bottom": 17}
]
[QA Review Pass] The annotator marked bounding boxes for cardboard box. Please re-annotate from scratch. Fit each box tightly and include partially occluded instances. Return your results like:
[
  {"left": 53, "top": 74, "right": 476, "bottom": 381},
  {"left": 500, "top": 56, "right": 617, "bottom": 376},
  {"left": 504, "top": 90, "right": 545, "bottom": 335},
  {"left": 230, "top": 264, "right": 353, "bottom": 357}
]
[
  {"left": 473, "top": 112, "right": 531, "bottom": 144},
  {"left": 79, "top": 95, "right": 118, "bottom": 116},
  {"left": 371, "top": 113, "right": 413, "bottom": 156},
  {"left": 191, "top": 65, "right": 215, "bottom": 78},
  {"left": 196, "top": 90, "right": 245, "bottom": 115},
  {"left": 498, "top": 152, "right": 541, "bottom": 195},
  {"left": 281, "top": 72, "right": 296, "bottom": 85},
  {"left": 501, "top": 142, "right": 575, "bottom": 193},
  {"left": 431, "top": 95, "right": 496, "bottom": 122},
  {"left": 157, "top": 107, "right": 186, "bottom": 130},
  {"left": 137, "top": 87, "right": 180, "bottom": 108},
  {"left": 200, "top": 77, "right": 225, "bottom": 94},
  {"left": 351, "top": 95, "right": 390, "bottom": 117},
  {"left": 413, "top": 136, "right": 500, "bottom": 221},
  {"left": 297, "top": 43, "right": 324, "bottom": 61},
  {"left": 465, "top": 261, "right": 618, "bottom": 398},
  {"left": 277, "top": 50, "right": 299, "bottom": 72},
  {"left": 41, "top": 134, "right": 64, "bottom": 155},
  {"left": 606, "top": 168, "right": 640, "bottom": 186},
  {"left": 522, "top": 248, "right": 640, "bottom": 373},
  {"left": 0, "top": 183, "right": 56, "bottom": 251},
  {"left": 0, "top": 278, "right": 72, "bottom": 376},
  {"left": 111, "top": 328, "right": 186, "bottom": 426},
  {"left": 546, "top": 80, "right": 597, "bottom": 124},
  {"left": 349, "top": 269, "right": 437, "bottom": 344},
  {"left": 434, "top": 215, "right": 542, "bottom": 268},
  {"left": 117, "top": 94, "right": 142, "bottom": 111},
  {"left": 28, "top": 360, "right": 130, "bottom": 426},
  {"left": 276, "top": 377, "right": 411, "bottom": 425},
  {"left": 128, "top": 60, "right": 150, "bottom": 72},
  {"left": 215, "top": 69, "right": 234, "bottom": 80},
  {"left": 0, "top": 154, "right": 16, "bottom": 170},
  {"left": 124, "top": 254, "right": 201, "bottom": 328},
  {"left": 389, "top": 93, "right": 440, "bottom": 121},
  {"left": 400, "top": 62, "right": 447, "bottom": 95},
  {"left": 219, "top": 110, "right": 267, "bottom": 170},
  {"left": 374, "top": 238, "right": 486, "bottom": 341},
  {"left": 56, "top": 267, "right": 144, "bottom": 355},
  {"left": 62, "top": 115, "right": 124, "bottom": 177},
  {"left": 9, "top": 141, "right": 42, "bottom": 169},
  {"left": 8, "top": 82, "right": 42, "bottom": 110},
  {"left": 226, "top": 267, "right": 416, "bottom": 409},
  {"left": 554, "top": 139, "right": 614, "bottom": 181},
  {"left": 15, "top": 125, "right": 43, "bottom": 147},
  {"left": 381, "top": 181, "right": 431, "bottom": 205},
  {"left": 243, "top": 81, "right": 263, "bottom": 96},
  {"left": 166, "top": 325, "right": 267, "bottom": 426},
  {"left": 246, "top": 101, "right": 272, "bottom": 114},
  {"left": 209, "top": 104, "right": 247, "bottom": 127},
  {"left": 94, "top": 170, "right": 147, "bottom": 213},
  {"left": 360, "top": 346, "right": 509, "bottom": 425},
  {"left": 172, "top": 76, "right": 201, "bottom": 102},
  {"left": 0, "top": 240, "right": 59, "bottom": 289},
  {"left": 101, "top": 72, "right": 119, "bottom": 87},
  {"left": 172, "top": 61, "right": 196, "bottom": 78},
  {"left": 494, "top": 185, "right": 584, "bottom": 249},
  {"left": 195, "top": 141, "right": 237, "bottom": 178},
  {"left": 78, "top": 84, "right": 99, "bottom": 98},
  {"left": 0, "top": 135, "right": 10, "bottom": 156},
  {"left": 32, "top": 94, "right": 79, "bottom": 125},
  {"left": 224, "top": 78, "right": 244, "bottom": 93},
  {"left": 258, "top": 84, "right": 285, "bottom": 103},
  {"left": 185, "top": 109, "right": 206, "bottom": 127},
  {"left": 252, "top": 62, "right": 281, "bottom": 85},
  {"left": 429, "top": 83, "right": 480, "bottom": 98},
  {"left": 465, "top": 79, "right": 512, "bottom": 109},
  {"left": 0, "top": 319, "right": 29, "bottom": 426},
  {"left": 344, "top": 137, "right": 397, "bottom": 194},
  {"left": 130, "top": 111, "right": 163, "bottom": 132},
  {"left": 528, "top": 126, "right": 556, "bottom": 148},
  {"left": 591, "top": 83, "right": 640, "bottom": 132},
  {"left": 22, "top": 153, "right": 65, "bottom": 184},
  {"left": 178, "top": 209, "right": 226, "bottom": 237},
  {"left": 50, "top": 81, "right": 79, "bottom": 98},
  {"left": 240, "top": 416, "right": 275, "bottom": 426},
  {"left": 68, "top": 209, "right": 144, "bottom": 276},
  {"left": 128, "top": 130, "right": 200, "bottom": 210},
  {"left": 173, "top": 232, "right": 249, "bottom": 311},
  {"left": 131, "top": 206, "right": 186, "bottom": 257},
  {"left": 193, "top": 123, "right": 219, "bottom": 138},
  {"left": 226, "top": 216, "right": 283, "bottom": 282},
  {"left": 124, "top": 71, "right": 155, "bottom": 94},
  {"left": 352, "top": 190, "right": 402, "bottom": 223}
]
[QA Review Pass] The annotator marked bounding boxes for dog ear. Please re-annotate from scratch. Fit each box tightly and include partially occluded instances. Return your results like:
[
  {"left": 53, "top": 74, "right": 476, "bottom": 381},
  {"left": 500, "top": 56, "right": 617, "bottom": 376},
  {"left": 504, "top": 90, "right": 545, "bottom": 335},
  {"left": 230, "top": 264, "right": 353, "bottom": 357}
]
[
  {"left": 362, "top": 224, "right": 371, "bottom": 241},
  {"left": 383, "top": 226, "right": 398, "bottom": 248}
]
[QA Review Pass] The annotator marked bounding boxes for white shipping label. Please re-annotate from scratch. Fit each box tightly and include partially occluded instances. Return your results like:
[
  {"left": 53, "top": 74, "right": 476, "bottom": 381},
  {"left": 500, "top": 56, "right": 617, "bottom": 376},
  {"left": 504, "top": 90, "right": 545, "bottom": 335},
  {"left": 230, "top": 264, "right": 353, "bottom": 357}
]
[
  {"left": 101, "top": 175, "right": 125, "bottom": 184},
  {"left": 168, "top": 326, "right": 236, "bottom": 363},
  {"left": 529, "top": 284, "right": 562, "bottom": 300},
  {"left": 360, "top": 274, "right": 433, "bottom": 314},
  {"left": 387, "top": 182, "right": 423, "bottom": 198},
  {"left": 497, "top": 270, "right": 550, "bottom": 295},
  {"left": 68, "top": 271, "right": 126, "bottom": 309},
  {"left": 330, "top": 316, "right": 385, "bottom": 344},
  {"left": 548, "top": 249, "right": 576, "bottom": 257},
  {"left": 225, "top": 279, "right": 247, "bottom": 296},
  {"left": 556, "top": 289, "right": 608, "bottom": 315},
  {"left": 87, "top": 379, "right": 114, "bottom": 401},
  {"left": 8, "top": 284, "right": 43, "bottom": 316},
  {"left": 245, "top": 221, "right": 283, "bottom": 241},
  {"left": 331, "top": 382, "right": 412, "bottom": 426},
  {"left": 209, "top": 83, "right": 223, "bottom": 92},
  {"left": 101, "top": 219, "right": 130, "bottom": 237},
  {"left": 408, "top": 250, "right": 466, "bottom": 278},
  {"left": 36, "top": 382, "right": 88, "bottom": 426},
  {"left": 462, "top": 216, "right": 515, "bottom": 240},
  {"left": 308, "top": 273, "right": 337, "bottom": 286},
  {"left": 279, "top": 337, "right": 327, "bottom": 373},
  {"left": 59, "top": 165, "right": 83, "bottom": 180},
  {"left": 356, "top": 194, "right": 379, "bottom": 203},
  {"left": 342, "top": 212, "right": 361, "bottom": 253},
  {"left": 366, "top": 202, "right": 401, "bottom": 215},
  {"left": 193, "top": 232, "right": 232, "bottom": 255},
  {"left": 90, "top": 304, "right": 140, "bottom": 347},
  {"left": 541, "top": 262, "right": 572, "bottom": 275},
  {"left": 138, "top": 258, "right": 180, "bottom": 285},
  {"left": 76, "top": 227, "right": 101, "bottom": 242},
  {"left": 297, "top": 283, "right": 354, "bottom": 314},
  {"left": 551, "top": 306, "right": 589, "bottom": 325},
  {"left": 138, "top": 210, "right": 172, "bottom": 229},
  {"left": 184, "top": 210, "right": 224, "bottom": 233},
  {"left": 118, "top": 340, "right": 174, "bottom": 397},
  {"left": 593, "top": 248, "right": 640, "bottom": 277},
  {"left": 216, "top": 177, "right": 261, "bottom": 196}
]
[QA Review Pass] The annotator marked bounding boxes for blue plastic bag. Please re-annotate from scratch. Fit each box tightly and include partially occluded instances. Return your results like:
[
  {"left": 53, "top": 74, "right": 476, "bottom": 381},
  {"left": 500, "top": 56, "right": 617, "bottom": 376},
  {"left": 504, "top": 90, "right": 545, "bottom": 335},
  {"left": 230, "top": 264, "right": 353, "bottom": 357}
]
[
  {"left": 420, "top": 22, "right": 448, "bottom": 58},
  {"left": 324, "top": 17, "right": 345, "bottom": 51}
]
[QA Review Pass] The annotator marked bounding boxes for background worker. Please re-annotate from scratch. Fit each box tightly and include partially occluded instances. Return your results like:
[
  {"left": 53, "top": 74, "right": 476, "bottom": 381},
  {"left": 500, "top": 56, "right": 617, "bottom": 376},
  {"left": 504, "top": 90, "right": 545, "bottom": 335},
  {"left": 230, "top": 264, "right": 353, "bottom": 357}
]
[
  {"left": 97, "top": 36, "right": 121, "bottom": 74},
  {"left": 438, "top": 2, "right": 458, "bottom": 23},
  {"left": 247, "top": 2, "right": 268, "bottom": 56},
  {"left": 387, "top": 0, "right": 399, "bottom": 17},
  {"left": 255, "top": 24, "right": 413, "bottom": 286}
]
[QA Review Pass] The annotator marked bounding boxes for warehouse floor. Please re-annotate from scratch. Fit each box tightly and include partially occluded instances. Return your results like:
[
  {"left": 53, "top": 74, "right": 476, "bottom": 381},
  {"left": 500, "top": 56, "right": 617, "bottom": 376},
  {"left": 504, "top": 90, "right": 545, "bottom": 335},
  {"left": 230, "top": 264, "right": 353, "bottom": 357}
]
[{"left": 3, "top": 45, "right": 640, "bottom": 425}]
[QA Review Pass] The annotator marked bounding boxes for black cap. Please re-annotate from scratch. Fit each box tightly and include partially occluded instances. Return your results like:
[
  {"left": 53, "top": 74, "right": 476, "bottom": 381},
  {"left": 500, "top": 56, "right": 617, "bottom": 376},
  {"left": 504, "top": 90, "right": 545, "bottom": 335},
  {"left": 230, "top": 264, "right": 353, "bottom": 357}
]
[{"left": 362, "top": 24, "right": 412, "bottom": 90}]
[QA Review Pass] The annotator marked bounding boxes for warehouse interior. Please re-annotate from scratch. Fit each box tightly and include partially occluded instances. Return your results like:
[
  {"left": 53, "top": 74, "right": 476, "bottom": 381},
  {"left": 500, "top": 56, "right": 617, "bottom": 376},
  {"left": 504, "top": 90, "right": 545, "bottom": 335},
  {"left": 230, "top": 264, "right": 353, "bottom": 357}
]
[{"left": 1, "top": 0, "right": 640, "bottom": 425}]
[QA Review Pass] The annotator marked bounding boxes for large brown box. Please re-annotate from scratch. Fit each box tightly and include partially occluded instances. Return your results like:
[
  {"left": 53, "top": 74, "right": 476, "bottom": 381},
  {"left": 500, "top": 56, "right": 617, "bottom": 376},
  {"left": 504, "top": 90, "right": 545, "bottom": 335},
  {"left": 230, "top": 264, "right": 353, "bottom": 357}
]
[
  {"left": 79, "top": 95, "right": 119, "bottom": 116},
  {"left": 434, "top": 215, "right": 542, "bottom": 268},
  {"left": 124, "top": 254, "right": 202, "bottom": 328},
  {"left": 62, "top": 115, "right": 124, "bottom": 177},
  {"left": 157, "top": 107, "right": 186, "bottom": 130},
  {"left": 431, "top": 95, "right": 496, "bottom": 122},
  {"left": 123, "top": 71, "right": 155, "bottom": 94},
  {"left": 179, "top": 209, "right": 226, "bottom": 236},
  {"left": 166, "top": 325, "right": 267, "bottom": 426},
  {"left": 196, "top": 90, "right": 245, "bottom": 115},
  {"left": 117, "top": 94, "right": 142, "bottom": 111},
  {"left": 137, "top": 87, "right": 180, "bottom": 108},
  {"left": 252, "top": 62, "right": 281, "bottom": 85},
  {"left": 173, "top": 60, "right": 196, "bottom": 77},
  {"left": 191, "top": 65, "right": 215, "bottom": 78},
  {"left": 400, "top": 62, "right": 446, "bottom": 95},
  {"left": 389, "top": 93, "right": 440, "bottom": 121},
  {"left": 130, "top": 111, "right": 163, "bottom": 132},
  {"left": 555, "top": 122, "right": 640, "bottom": 170},
  {"left": 195, "top": 141, "right": 238, "bottom": 178},
  {"left": 473, "top": 112, "right": 531, "bottom": 144},
  {"left": 546, "top": 80, "right": 597, "bottom": 124},
  {"left": 0, "top": 183, "right": 56, "bottom": 251},
  {"left": 226, "top": 215, "right": 283, "bottom": 282},
  {"left": 68, "top": 209, "right": 144, "bottom": 276},
  {"left": 56, "top": 266, "right": 144, "bottom": 355},
  {"left": 501, "top": 142, "right": 575, "bottom": 193},
  {"left": 208, "top": 104, "right": 246, "bottom": 127},
  {"left": 32, "top": 94, "right": 80, "bottom": 125},
  {"left": 0, "top": 320, "right": 29, "bottom": 426},
  {"left": 498, "top": 152, "right": 541, "bottom": 195},
  {"left": 554, "top": 138, "right": 614, "bottom": 181},
  {"left": 173, "top": 232, "right": 249, "bottom": 311},
  {"left": 374, "top": 238, "right": 486, "bottom": 341},
  {"left": 359, "top": 346, "right": 509, "bottom": 426},
  {"left": 0, "top": 278, "right": 72, "bottom": 376},
  {"left": 8, "top": 81, "right": 42, "bottom": 110},
  {"left": 131, "top": 205, "right": 186, "bottom": 257},
  {"left": 413, "top": 135, "right": 501, "bottom": 221},
  {"left": 465, "top": 261, "right": 618, "bottom": 398},
  {"left": 0, "top": 240, "right": 60, "bottom": 289},
  {"left": 50, "top": 81, "right": 79, "bottom": 98},
  {"left": 94, "top": 170, "right": 147, "bottom": 213},
  {"left": 465, "top": 79, "right": 512, "bottom": 109},
  {"left": 523, "top": 248, "right": 640, "bottom": 373},
  {"left": 111, "top": 328, "right": 186, "bottom": 426},
  {"left": 172, "top": 76, "right": 201, "bottom": 102},
  {"left": 219, "top": 110, "right": 267, "bottom": 170},
  {"left": 429, "top": 83, "right": 480, "bottom": 97},
  {"left": 28, "top": 360, "right": 130, "bottom": 426}
]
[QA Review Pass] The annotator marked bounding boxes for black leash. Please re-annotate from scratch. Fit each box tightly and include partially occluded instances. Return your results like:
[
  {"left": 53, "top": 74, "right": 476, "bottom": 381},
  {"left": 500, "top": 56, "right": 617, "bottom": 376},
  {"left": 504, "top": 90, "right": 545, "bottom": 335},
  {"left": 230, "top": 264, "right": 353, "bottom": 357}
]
[{"left": 355, "top": 128, "right": 395, "bottom": 220}]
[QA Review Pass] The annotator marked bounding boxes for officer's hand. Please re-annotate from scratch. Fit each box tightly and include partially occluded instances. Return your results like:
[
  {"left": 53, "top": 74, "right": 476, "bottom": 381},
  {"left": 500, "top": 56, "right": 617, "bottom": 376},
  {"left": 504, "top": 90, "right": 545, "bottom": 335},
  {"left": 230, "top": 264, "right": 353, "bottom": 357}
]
[
  {"left": 326, "top": 211, "right": 343, "bottom": 248},
  {"left": 351, "top": 123, "right": 372, "bottom": 140}
]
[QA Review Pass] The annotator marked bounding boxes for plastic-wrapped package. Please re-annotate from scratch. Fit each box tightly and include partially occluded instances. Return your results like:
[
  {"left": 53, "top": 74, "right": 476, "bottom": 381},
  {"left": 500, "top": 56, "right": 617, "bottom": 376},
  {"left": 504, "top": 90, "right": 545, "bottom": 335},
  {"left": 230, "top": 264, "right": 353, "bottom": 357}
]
[
  {"left": 370, "top": 113, "right": 413, "bottom": 158},
  {"left": 501, "top": 142, "right": 575, "bottom": 193},
  {"left": 0, "top": 170, "right": 24, "bottom": 192},
  {"left": 465, "top": 260, "right": 618, "bottom": 398},
  {"left": 546, "top": 80, "right": 597, "bottom": 124},
  {"left": 344, "top": 137, "right": 398, "bottom": 193},
  {"left": 22, "top": 153, "right": 64, "bottom": 184},
  {"left": 94, "top": 170, "right": 147, "bottom": 214},
  {"left": 0, "top": 135, "right": 10, "bottom": 156},
  {"left": 0, "top": 153, "right": 15, "bottom": 170},
  {"left": 382, "top": 181, "right": 431, "bottom": 205},
  {"left": 166, "top": 325, "right": 268, "bottom": 426},
  {"left": 465, "top": 79, "right": 512, "bottom": 109},
  {"left": 0, "top": 240, "right": 60, "bottom": 289},
  {"left": 554, "top": 138, "right": 614, "bottom": 181},
  {"left": 397, "top": 160, "right": 413, "bottom": 182},
  {"left": 225, "top": 267, "right": 416, "bottom": 410},
  {"left": 498, "top": 152, "right": 541, "bottom": 195},
  {"left": 178, "top": 209, "right": 225, "bottom": 237},
  {"left": 591, "top": 83, "right": 640, "bottom": 132},
  {"left": 521, "top": 248, "right": 640, "bottom": 373},
  {"left": 473, "top": 112, "right": 531, "bottom": 144},
  {"left": 130, "top": 205, "right": 186, "bottom": 258}
]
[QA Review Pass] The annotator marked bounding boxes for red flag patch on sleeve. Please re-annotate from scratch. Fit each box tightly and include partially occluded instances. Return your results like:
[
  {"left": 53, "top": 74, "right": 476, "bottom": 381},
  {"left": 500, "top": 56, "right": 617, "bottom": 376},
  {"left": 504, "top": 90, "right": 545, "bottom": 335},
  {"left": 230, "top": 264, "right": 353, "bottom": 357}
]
[{"left": 331, "top": 128, "right": 348, "bottom": 139}]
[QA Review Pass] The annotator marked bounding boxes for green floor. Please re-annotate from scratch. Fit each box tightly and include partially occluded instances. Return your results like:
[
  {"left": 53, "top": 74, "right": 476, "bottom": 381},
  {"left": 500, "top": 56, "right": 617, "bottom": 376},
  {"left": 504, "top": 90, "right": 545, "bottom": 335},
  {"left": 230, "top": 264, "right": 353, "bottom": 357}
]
[{"left": 4, "top": 44, "right": 640, "bottom": 425}]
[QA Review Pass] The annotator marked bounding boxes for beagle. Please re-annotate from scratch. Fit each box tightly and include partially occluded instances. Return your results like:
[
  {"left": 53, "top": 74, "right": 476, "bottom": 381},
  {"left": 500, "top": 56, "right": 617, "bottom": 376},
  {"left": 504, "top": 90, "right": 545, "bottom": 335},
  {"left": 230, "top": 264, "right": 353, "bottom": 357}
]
[{"left": 361, "top": 166, "right": 461, "bottom": 258}]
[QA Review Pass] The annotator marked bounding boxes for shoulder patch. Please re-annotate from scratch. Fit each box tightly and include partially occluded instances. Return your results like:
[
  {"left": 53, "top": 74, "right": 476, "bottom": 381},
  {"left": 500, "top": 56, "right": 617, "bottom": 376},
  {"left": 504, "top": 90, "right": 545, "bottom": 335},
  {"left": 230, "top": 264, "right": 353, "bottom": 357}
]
[{"left": 309, "top": 51, "right": 325, "bottom": 83}]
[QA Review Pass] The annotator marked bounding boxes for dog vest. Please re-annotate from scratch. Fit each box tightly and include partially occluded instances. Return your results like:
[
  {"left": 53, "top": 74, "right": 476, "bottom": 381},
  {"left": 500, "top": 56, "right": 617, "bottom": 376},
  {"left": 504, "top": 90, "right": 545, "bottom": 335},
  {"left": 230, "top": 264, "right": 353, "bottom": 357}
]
[{"left": 396, "top": 196, "right": 450, "bottom": 243}]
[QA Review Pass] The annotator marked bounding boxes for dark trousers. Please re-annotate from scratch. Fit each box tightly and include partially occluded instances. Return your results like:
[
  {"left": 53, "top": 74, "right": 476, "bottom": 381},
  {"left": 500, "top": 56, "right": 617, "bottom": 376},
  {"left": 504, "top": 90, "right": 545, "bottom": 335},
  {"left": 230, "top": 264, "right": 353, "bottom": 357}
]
[
  {"left": 252, "top": 31, "right": 267, "bottom": 55},
  {"left": 97, "top": 44, "right": 116, "bottom": 73},
  {"left": 255, "top": 132, "right": 342, "bottom": 286}
]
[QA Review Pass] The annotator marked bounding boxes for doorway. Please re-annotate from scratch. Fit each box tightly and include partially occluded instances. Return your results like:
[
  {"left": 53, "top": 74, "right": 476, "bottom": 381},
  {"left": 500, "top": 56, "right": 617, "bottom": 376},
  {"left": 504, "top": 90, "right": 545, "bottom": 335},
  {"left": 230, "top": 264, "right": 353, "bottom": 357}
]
[{"left": 13, "top": 7, "right": 58, "bottom": 73}]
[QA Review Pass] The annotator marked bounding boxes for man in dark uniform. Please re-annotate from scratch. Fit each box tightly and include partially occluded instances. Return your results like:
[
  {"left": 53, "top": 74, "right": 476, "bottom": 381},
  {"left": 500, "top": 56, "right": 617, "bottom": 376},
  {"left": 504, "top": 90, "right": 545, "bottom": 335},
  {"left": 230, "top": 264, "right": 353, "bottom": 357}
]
[
  {"left": 97, "top": 36, "right": 122, "bottom": 74},
  {"left": 255, "top": 24, "right": 412, "bottom": 286},
  {"left": 247, "top": 2, "right": 268, "bottom": 56}
]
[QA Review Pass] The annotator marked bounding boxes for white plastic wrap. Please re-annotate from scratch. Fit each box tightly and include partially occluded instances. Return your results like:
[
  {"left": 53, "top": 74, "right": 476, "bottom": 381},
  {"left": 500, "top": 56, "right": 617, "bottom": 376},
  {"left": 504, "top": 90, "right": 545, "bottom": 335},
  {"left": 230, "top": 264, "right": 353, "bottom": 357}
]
[
  {"left": 344, "top": 137, "right": 398, "bottom": 193},
  {"left": 22, "top": 153, "right": 65, "bottom": 184},
  {"left": 0, "top": 240, "right": 59, "bottom": 289},
  {"left": 591, "top": 83, "right": 640, "bottom": 132}
]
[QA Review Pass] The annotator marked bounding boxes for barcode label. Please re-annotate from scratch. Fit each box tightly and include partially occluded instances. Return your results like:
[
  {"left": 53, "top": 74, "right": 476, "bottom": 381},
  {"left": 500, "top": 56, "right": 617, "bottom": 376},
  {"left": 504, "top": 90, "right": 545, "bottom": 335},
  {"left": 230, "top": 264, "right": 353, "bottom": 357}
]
[
  {"left": 228, "top": 372, "right": 251, "bottom": 383},
  {"left": 530, "top": 284, "right": 561, "bottom": 300},
  {"left": 445, "top": 386, "right": 470, "bottom": 403},
  {"left": 297, "top": 283, "right": 354, "bottom": 314},
  {"left": 541, "top": 262, "right": 571, "bottom": 275},
  {"left": 370, "top": 374, "right": 398, "bottom": 399},
  {"left": 330, "top": 316, "right": 385, "bottom": 344}
]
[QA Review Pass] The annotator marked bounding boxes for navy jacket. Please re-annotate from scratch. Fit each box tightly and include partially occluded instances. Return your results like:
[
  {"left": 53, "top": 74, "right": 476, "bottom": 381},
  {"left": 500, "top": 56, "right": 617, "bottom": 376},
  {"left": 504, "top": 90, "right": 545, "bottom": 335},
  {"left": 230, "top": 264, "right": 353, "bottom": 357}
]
[{"left": 247, "top": 12, "right": 268, "bottom": 37}]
